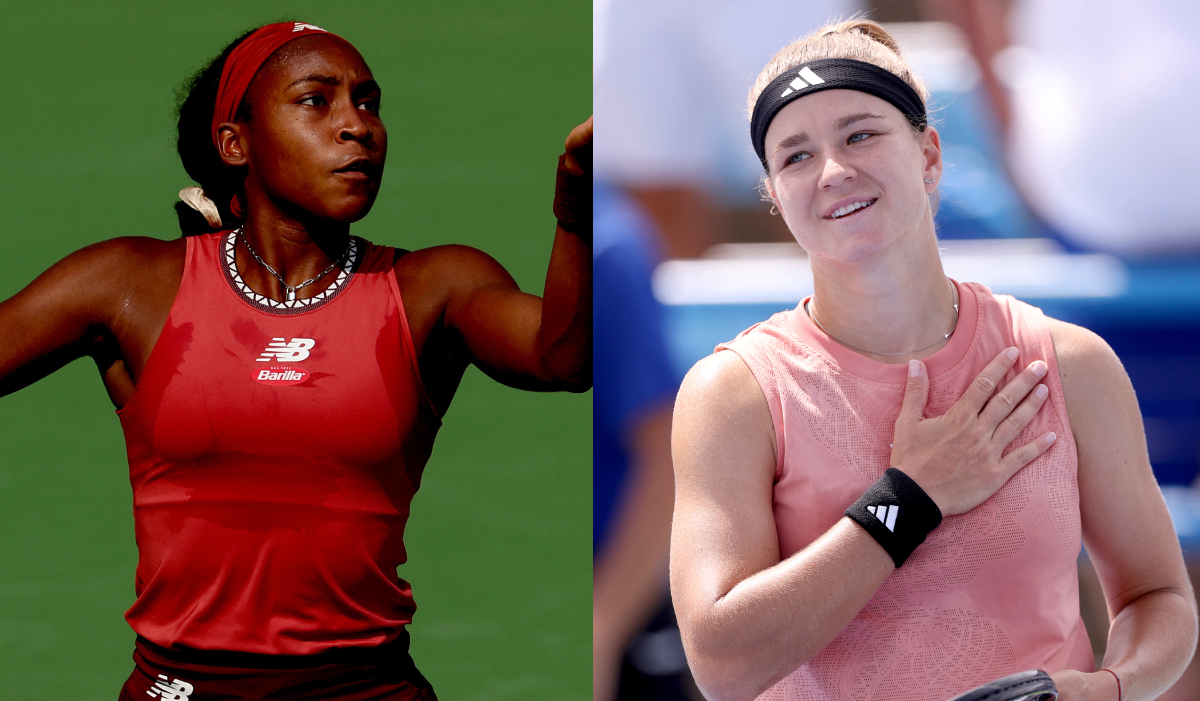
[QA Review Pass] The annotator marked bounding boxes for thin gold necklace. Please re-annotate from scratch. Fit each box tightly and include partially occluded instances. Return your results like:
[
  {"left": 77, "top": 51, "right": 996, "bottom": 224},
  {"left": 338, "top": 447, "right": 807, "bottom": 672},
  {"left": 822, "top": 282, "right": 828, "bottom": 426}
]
[{"left": 805, "top": 280, "right": 959, "bottom": 356}]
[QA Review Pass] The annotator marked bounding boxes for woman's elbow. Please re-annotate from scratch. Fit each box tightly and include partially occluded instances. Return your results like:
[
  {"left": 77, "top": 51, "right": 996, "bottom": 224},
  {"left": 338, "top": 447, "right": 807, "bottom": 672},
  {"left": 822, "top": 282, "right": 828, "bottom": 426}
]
[
  {"left": 682, "top": 626, "right": 780, "bottom": 701},
  {"left": 540, "top": 349, "right": 591, "bottom": 392},
  {"left": 686, "top": 654, "right": 761, "bottom": 701}
]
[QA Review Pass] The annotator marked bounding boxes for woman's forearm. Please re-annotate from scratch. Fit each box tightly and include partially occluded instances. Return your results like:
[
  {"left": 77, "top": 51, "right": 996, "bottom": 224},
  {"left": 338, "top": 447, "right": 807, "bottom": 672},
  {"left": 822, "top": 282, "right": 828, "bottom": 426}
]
[
  {"left": 1100, "top": 587, "right": 1198, "bottom": 701},
  {"left": 534, "top": 118, "right": 591, "bottom": 389},
  {"left": 534, "top": 223, "right": 591, "bottom": 389},
  {"left": 681, "top": 518, "right": 894, "bottom": 701}
]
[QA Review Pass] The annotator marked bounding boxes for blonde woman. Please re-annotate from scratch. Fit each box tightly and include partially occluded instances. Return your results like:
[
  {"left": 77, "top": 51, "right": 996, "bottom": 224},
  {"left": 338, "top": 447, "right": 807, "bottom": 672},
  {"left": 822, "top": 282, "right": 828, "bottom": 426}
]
[{"left": 670, "top": 19, "right": 1196, "bottom": 701}]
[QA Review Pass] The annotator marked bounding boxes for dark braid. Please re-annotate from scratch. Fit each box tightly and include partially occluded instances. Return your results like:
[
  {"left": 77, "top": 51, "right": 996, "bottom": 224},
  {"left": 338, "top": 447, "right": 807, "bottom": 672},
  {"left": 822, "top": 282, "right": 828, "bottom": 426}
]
[{"left": 173, "top": 28, "right": 257, "bottom": 237}]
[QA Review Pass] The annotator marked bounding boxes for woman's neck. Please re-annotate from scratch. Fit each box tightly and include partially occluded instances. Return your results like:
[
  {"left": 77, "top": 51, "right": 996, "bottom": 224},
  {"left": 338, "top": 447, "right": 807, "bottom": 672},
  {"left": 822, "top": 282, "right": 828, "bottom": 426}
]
[
  {"left": 806, "top": 227, "right": 955, "bottom": 364},
  {"left": 237, "top": 206, "right": 352, "bottom": 302}
]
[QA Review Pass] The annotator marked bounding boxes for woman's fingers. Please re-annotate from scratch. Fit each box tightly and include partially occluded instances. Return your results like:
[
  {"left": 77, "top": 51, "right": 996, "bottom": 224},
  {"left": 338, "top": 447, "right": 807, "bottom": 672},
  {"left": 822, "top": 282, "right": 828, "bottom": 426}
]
[
  {"left": 999, "top": 431, "right": 1058, "bottom": 476},
  {"left": 564, "top": 115, "right": 593, "bottom": 172},
  {"left": 991, "top": 381, "right": 1049, "bottom": 448},
  {"left": 953, "top": 348, "right": 1019, "bottom": 418},
  {"left": 896, "top": 359, "right": 929, "bottom": 426},
  {"left": 978, "top": 359, "right": 1049, "bottom": 434}
]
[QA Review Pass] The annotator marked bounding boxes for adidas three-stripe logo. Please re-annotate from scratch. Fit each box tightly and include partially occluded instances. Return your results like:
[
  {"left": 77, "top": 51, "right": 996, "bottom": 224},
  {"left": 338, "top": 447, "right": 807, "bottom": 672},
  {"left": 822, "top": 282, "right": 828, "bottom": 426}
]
[
  {"left": 866, "top": 504, "right": 899, "bottom": 532},
  {"left": 779, "top": 66, "right": 826, "bottom": 98}
]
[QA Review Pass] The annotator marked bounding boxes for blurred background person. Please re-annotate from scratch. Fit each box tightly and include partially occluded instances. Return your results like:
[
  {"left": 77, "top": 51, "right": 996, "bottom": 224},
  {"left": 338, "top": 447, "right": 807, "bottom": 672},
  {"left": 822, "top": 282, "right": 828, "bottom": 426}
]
[
  {"left": 593, "top": 181, "right": 684, "bottom": 700},
  {"left": 925, "top": 0, "right": 1200, "bottom": 257},
  {"left": 594, "top": 0, "right": 865, "bottom": 258}
]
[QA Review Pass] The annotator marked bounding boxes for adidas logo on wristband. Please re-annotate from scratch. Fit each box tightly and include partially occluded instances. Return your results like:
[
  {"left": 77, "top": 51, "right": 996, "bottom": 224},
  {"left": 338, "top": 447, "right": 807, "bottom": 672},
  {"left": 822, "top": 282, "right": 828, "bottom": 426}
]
[{"left": 866, "top": 504, "right": 899, "bottom": 532}]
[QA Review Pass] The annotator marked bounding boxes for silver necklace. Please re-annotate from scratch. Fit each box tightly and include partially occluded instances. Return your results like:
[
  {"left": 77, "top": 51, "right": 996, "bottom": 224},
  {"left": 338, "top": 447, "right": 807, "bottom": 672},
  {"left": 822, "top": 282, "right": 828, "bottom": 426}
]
[
  {"left": 237, "top": 227, "right": 350, "bottom": 302},
  {"left": 805, "top": 280, "right": 959, "bottom": 357}
]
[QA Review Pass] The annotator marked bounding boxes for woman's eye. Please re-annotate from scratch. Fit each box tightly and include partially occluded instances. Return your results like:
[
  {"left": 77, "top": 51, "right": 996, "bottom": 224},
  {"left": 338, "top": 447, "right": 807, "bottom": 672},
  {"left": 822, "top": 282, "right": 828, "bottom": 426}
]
[
  {"left": 848, "top": 132, "right": 871, "bottom": 144},
  {"left": 299, "top": 95, "right": 327, "bottom": 106},
  {"left": 785, "top": 151, "right": 811, "bottom": 165},
  {"left": 358, "top": 98, "right": 381, "bottom": 112}
]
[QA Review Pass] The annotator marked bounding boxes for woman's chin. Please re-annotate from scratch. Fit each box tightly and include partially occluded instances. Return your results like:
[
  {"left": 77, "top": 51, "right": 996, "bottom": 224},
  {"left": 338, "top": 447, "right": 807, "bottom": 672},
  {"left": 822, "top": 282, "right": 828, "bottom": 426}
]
[
  {"left": 805, "top": 234, "right": 895, "bottom": 267},
  {"left": 318, "top": 195, "right": 378, "bottom": 224}
]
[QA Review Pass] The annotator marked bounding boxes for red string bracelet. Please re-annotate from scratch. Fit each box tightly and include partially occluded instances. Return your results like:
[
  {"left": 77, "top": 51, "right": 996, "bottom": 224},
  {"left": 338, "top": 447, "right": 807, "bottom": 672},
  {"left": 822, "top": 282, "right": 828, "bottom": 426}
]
[{"left": 1099, "top": 668, "right": 1121, "bottom": 701}]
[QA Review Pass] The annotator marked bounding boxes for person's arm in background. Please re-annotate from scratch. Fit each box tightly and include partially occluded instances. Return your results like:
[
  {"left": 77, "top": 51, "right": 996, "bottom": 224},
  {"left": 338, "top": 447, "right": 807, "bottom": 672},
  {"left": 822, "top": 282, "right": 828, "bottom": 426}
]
[
  {"left": 592, "top": 183, "right": 682, "bottom": 701},
  {"left": 1048, "top": 320, "right": 1198, "bottom": 701},
  {"left": 593, "top": 404, "right": 675, "bottom": 701},
  {"left": 920, "top": 0, "right": 1014, "bottom": 133}
]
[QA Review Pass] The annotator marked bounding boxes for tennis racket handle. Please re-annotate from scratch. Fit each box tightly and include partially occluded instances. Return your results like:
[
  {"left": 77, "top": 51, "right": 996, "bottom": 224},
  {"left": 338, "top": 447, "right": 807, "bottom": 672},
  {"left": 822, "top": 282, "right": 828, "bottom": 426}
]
[{"left": 945, "top": 670, "right": 1058, "bottom": 701}]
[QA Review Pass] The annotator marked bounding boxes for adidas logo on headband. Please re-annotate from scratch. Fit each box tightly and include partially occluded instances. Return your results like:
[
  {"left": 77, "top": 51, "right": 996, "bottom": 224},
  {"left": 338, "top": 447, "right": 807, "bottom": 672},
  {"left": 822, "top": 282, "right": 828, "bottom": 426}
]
[
  {"left": 779, "top": 66, "right": 826, "bottom": 98},
  {"left": 293, "top": 22, "right": 326, "bottom": 32}
]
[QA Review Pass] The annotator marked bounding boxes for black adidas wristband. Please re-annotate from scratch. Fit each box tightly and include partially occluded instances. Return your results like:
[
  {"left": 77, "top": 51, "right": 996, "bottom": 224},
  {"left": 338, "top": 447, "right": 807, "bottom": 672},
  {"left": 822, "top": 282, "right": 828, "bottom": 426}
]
[
  {"left": 553, "top": 154, "right": 591, "bottom": 245},
  {"left": 845, "top": 468, "right": 942, "bottom": 568}
]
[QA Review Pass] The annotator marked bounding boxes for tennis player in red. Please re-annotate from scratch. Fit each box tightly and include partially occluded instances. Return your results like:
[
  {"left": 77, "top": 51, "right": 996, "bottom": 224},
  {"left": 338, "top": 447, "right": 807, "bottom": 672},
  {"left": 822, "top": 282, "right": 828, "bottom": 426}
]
[{"left": 0, "top": 22, "right": 590, "bottom": 700}]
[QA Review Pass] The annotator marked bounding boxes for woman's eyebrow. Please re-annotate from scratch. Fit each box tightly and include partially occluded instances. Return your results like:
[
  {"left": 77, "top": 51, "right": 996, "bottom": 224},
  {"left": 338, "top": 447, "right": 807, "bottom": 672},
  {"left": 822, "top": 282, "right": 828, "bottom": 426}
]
[
  {"left": 772, "top": 132, "right": 809, "bottom": 158},
  {"left": 288, "top": 73, "right": 341, "bottom": 88},
  {"left": 352, "top": 79, "right": 381, "bottom": 96},
  {"left": 835, "top": 112, "right": 885, "bottom": 130}
]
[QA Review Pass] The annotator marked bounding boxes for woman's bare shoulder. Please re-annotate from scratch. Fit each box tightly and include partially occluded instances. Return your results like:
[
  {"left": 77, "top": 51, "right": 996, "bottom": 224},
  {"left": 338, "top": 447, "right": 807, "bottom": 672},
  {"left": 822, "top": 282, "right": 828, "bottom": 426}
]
[
  {"left": 1045, "top": 316, "right": 1143, "bottom": 465},
  {"left": 678, "top": 350, "right": 768, "bottom": 413},
  {"left": 14, "top": 236, "right": 185, "bottom": 309},
  {"left": 391, "top": 244, "right": 512, "bottom": 285},
  {"left": 1045, "top": 317, "right": 1126, "bottom": 393},
  {"left": 675, "top": 350, "right": 777, "bottom": 471}
]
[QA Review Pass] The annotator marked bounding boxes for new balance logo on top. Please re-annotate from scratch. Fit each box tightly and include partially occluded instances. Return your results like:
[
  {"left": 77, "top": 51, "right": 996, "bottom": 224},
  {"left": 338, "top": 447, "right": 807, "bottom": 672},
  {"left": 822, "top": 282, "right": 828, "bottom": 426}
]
[
  {"left": 257, "top": 338, "right": 315, "bottom": 362},
  {"left": 146, "top": 674, "right": 193, "bottom": 700},
  {"left": 779, "top": 65, "right": 826, "bottom": 98},
  {"left": 293, "top": 22, "right": 326, "bottom": 32},
  {"left": 866, "top": 504, "right": 899, "bottom": 532}
]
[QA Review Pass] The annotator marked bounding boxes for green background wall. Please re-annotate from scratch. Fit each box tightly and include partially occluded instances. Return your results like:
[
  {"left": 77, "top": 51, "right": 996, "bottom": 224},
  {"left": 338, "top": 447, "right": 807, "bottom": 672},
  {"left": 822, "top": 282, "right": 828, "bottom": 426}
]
[{"left": 0, "top": 2, "right": 590, "bottom": 699}]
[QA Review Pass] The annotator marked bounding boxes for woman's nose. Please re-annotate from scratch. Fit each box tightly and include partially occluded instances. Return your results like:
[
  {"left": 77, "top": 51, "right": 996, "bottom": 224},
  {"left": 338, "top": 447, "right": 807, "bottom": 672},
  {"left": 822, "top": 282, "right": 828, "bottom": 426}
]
[
  {"left": 819, "top": 157, "right": 854, "bottom": 187},
  {"left": 336, "top": 104, "right": 372, "bottom": 143}
]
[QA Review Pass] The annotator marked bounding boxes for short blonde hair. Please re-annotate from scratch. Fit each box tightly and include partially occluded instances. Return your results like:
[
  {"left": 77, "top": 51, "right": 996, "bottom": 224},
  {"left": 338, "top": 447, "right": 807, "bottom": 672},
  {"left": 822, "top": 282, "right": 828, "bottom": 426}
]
[{"left": 748, "top": 18, "right": 929, "bottom": 119}]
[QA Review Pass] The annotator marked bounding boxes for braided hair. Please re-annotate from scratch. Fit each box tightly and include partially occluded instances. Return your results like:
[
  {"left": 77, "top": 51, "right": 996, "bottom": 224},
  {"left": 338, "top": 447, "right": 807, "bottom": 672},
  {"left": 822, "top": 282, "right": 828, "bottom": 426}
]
[{"left": 173, "top": 28, "right": 257, "bottom": 237}]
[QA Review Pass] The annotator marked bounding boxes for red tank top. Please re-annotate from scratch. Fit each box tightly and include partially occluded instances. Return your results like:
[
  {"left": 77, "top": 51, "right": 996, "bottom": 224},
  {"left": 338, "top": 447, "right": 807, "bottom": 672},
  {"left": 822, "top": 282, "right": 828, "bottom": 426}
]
[{"left": 117, "top": 231, "right": 440, "bottom": 655}]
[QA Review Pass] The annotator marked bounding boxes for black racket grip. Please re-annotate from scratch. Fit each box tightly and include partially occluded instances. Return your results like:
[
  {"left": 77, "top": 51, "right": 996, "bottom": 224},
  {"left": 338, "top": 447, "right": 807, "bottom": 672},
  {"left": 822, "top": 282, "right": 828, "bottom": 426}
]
[{"left": 946, "top": 670, "right": 1058, "bottom": 701}]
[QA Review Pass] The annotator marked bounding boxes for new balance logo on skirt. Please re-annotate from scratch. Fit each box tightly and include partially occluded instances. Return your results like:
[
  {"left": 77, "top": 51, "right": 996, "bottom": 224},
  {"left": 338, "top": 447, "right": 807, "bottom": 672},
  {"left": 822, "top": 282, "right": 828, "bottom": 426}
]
[
  {"left": 146, "top": 674, "right": 193, "bottom": 700},
  {"left": 866, "top": 504, "right": 899, "bottom": 532},
  {"left": 779, "top": 66, "right": 826, "bottom": 98}
]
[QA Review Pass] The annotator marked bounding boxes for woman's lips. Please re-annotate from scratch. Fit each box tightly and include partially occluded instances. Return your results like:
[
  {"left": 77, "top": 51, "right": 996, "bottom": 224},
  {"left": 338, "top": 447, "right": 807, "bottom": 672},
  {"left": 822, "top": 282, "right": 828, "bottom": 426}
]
[{"left": 826, "top": 198, "right": 878, "bottom": 220}]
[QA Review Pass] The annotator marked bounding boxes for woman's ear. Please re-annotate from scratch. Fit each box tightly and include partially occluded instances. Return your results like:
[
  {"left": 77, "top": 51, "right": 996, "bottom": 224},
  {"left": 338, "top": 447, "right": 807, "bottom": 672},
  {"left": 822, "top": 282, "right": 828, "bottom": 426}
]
[
  {"left": 215, "top": 124, "right": 249, "bottom": 167},
  {"left": 762, "top": 176, "right": 781, "bottom": 215},
  {"left": 920, "top": 126, "right": 942, "bottom": 191}
]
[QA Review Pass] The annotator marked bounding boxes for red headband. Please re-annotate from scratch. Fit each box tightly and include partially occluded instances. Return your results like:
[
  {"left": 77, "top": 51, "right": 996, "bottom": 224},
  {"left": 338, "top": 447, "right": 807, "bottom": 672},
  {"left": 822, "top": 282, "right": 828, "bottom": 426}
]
[{"left": 210, "top": 21, "right": 341, "bottom": 148}]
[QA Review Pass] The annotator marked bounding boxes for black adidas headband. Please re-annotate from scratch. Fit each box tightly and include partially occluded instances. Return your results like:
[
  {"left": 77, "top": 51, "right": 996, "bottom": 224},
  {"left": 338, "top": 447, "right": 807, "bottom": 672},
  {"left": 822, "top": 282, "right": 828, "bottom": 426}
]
[{"left": 750, "top": 58, "right": 927, "bottom": 171}]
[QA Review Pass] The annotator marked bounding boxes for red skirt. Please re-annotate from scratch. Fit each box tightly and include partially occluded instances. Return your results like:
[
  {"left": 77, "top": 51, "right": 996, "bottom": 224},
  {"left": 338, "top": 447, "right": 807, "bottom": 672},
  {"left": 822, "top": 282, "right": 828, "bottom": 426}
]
[{"left": 118, "top": 631, "right": 437, "bottom": 701}]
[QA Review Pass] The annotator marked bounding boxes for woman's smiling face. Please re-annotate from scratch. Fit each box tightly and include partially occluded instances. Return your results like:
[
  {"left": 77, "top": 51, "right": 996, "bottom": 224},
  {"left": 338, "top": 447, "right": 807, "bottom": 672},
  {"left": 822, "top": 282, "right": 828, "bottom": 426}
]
[{"left": 763, "top": 89, "right": 941, "bottom": 265}]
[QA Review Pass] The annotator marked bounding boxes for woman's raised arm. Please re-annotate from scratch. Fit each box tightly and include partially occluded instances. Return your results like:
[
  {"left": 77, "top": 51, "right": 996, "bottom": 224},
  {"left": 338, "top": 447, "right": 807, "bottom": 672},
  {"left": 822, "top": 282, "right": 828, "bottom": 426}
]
[
  {"left": 1048, "top": 320, "right": 1198, "bottom": 701},
  {"left": 396, "top": 117, "right": 591, "bottom": 395}
]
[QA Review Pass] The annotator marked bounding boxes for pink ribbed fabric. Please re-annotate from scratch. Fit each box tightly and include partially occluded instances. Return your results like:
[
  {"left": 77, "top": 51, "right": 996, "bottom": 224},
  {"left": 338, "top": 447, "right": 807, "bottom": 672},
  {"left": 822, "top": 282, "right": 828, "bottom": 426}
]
[{"left": 716, "top": 281, "right": 1093, "bottom": 701}]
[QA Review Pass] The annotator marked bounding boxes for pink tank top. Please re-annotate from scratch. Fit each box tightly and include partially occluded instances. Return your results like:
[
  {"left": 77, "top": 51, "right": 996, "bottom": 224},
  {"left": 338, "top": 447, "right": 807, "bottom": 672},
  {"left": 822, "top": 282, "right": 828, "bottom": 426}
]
[{"left": 717, "top": 281, "right": 1093, "bottom": 700}]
